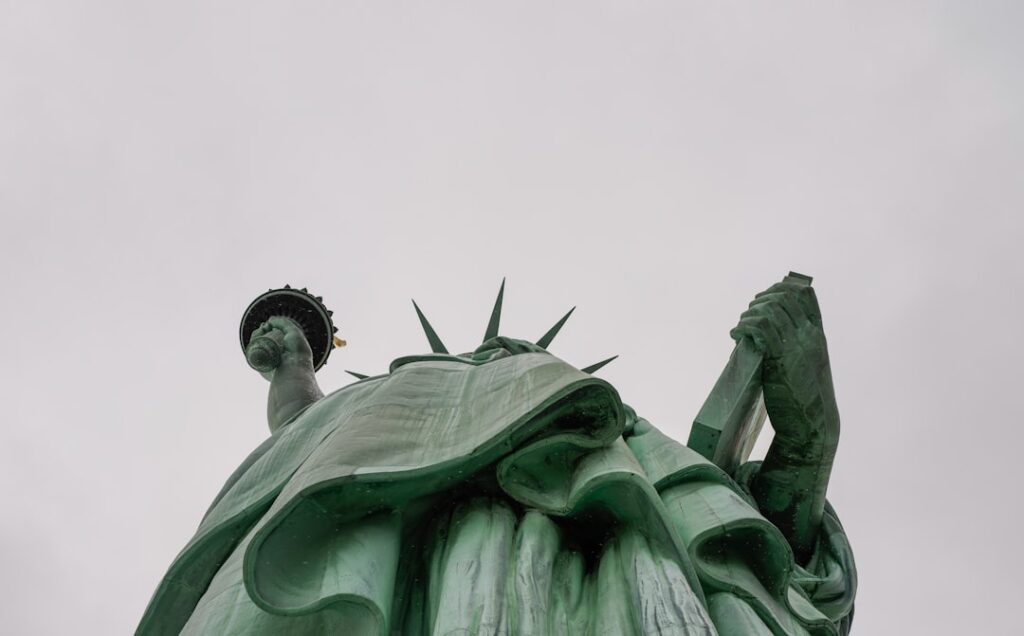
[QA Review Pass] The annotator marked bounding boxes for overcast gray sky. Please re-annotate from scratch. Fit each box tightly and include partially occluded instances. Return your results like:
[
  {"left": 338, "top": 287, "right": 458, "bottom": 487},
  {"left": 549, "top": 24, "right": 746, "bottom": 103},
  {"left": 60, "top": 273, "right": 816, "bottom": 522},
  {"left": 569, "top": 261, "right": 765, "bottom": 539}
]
[{"left": 2, "top": 2, "right": 1022, "bottom": 634}]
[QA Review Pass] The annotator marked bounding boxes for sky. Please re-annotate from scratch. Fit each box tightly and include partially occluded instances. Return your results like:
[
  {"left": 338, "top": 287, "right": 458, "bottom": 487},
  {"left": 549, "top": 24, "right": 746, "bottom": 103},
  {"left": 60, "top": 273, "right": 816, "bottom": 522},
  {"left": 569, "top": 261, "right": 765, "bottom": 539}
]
[{"left": 2, "top": 2, "right": 1022, "bottom": 634}]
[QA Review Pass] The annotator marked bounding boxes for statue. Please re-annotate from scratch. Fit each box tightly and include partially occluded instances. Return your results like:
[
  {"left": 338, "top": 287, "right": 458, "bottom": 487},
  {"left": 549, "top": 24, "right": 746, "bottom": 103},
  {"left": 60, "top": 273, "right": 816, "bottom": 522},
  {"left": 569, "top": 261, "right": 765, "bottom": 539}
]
[{"left": 137, "top": 275, "right": 856, "bottom": 635}]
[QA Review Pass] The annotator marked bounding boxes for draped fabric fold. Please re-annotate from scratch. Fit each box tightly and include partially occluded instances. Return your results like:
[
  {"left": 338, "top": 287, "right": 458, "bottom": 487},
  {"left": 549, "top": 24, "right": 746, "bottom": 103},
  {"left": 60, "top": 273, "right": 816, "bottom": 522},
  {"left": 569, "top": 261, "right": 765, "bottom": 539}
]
[
  {"left": 627, "top": 417, "right": 856, "bottom": 636},
  {"left": 138, "top": 351, "right": 855, "bottom": 636}
]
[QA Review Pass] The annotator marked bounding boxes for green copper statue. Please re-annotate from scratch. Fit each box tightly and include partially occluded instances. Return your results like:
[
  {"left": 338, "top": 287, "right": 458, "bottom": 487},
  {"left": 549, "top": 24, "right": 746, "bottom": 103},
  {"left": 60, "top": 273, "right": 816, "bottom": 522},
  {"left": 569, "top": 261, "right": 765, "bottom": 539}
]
[{"left": 138, "top": 275, "right": 856, "bottom": 635}]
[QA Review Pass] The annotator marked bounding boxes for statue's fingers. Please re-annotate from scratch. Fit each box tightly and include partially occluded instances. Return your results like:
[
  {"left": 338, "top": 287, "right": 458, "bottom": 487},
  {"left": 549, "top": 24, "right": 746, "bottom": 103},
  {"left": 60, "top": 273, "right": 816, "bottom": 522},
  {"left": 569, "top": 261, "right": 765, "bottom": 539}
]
[
  {"left": 731, "top": 315, "right": 783, "bottom": 355},
  {"left": 754, "top": 283, "right": 821, "bottom": 329},
  {"left": 752, "top": 283, "right": 786, "bottom": 300},
  {"left": 729, "top": 322, "right": 763, "bottom": 350},
  {"left": 737, "top": 304, "right": 773, "bottom": 330},
  {"left": 749, "top": 292, "right": 806, "bottom": 327},
  {"left": 248, "top": 321, "right": 271, "bottom": 345},
  {"left": 267, "top": 316, "right": 301, "bottom": 335},
  {"left": 748, "top": 311, "right": 785, "bottom": 355}
]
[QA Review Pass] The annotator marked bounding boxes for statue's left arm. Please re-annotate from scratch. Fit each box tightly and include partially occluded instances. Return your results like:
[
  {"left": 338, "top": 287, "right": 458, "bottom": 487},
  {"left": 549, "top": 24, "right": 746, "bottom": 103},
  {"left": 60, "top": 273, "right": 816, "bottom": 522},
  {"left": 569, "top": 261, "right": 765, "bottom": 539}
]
[{"left": 730, "top": 281, "right": 840, "bottom": 563}]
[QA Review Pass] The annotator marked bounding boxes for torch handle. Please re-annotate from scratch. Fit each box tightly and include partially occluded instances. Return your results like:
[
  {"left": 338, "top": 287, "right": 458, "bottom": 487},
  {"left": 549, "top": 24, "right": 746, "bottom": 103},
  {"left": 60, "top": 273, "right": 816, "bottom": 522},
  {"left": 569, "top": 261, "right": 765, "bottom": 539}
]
[{"left": 245, "top": 329, "right": 284, "bottom": 373}]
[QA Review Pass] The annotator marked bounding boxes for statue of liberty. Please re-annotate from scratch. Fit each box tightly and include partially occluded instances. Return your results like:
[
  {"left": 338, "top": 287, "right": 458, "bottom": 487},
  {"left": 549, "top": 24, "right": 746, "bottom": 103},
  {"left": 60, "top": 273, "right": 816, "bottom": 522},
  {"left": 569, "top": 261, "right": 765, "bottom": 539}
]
[{"left": 137, "top": 274, "right": 856, "bottom": 635}]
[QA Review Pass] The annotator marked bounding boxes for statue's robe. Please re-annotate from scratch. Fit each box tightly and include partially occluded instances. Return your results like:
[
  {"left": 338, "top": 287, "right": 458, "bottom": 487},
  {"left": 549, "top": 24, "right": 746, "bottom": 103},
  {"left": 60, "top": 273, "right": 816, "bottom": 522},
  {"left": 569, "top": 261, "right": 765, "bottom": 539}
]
[{"left": 138, "top": 352, "right": 855, "bottom": 635}]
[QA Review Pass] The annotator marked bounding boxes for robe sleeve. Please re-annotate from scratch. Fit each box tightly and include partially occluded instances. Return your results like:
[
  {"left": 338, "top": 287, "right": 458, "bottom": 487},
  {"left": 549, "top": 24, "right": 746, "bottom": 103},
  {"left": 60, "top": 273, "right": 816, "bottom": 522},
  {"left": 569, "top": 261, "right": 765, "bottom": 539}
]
[
  {"left": 625, "top": 417, "right": 857, "bottom": 636},
  {"left": 733, "top": 462, "right": 857, "bottom": 635}
]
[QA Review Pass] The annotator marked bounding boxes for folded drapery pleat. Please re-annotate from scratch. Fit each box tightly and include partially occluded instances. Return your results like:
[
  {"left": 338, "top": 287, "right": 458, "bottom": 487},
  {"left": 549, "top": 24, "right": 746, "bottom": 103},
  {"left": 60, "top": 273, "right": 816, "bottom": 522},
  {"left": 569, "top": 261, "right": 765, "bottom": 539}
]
[{"left": 141, "top": 352, "right": 855, "bottom": 636}]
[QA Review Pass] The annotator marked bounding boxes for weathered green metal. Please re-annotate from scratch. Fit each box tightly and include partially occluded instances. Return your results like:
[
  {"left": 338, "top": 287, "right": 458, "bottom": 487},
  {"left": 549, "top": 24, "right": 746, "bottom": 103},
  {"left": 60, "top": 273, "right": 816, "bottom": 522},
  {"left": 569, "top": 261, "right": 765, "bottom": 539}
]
[
  {"left": 580, "top": 354, "right": 618, "bottom": 374},
  {"left": 138, "top": 276, "right": 856, "bottom": 635},
  {"left": 687, "top": 272, "right": 812, "bottom": 475},
  {"left": 412, "top": 300, "right": 448, "bottom": 354},
  {"left": 482, "top": 278, "right": 505, "bottom": 342},
  {"left": 240, "top": 286, "right": 338, "bottom": 371},
  {"left": 536, "top": 306, "right": 575, "bottom": 349}
]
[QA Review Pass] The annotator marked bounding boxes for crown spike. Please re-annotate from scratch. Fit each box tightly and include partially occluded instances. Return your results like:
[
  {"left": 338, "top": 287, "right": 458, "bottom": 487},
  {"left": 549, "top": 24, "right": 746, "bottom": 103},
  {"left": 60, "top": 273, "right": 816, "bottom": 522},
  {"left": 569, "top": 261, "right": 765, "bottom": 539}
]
[
  {"left": 581, "top": 355, "right": 618, "bottom": 374},
  {"left": 412, "top": 300, "right": 449, "bottom": 354},
  {"left": 346, "top": 370, "right": 370, "bottom": 380},
  {"left": 482, "top": 278, "right": 506, "bottom": 343},
  {"left": 536, "top": 306, "right": 576, "bottom": 349}
]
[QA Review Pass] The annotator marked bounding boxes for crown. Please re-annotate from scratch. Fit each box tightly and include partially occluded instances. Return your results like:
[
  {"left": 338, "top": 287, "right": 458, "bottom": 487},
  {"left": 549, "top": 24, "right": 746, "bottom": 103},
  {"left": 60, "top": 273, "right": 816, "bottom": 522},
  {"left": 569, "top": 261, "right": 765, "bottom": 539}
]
[{"left": 344, "top": 279, "right": 615, "bottom": 380}]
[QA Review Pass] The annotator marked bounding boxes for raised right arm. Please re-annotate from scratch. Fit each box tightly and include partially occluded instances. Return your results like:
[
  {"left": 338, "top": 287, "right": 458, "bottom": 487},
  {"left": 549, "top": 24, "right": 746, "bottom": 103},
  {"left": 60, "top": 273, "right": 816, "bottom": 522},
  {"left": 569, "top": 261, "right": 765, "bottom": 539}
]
[{"left": 245, "top": 316, "right": 324, "bottom": 433}]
